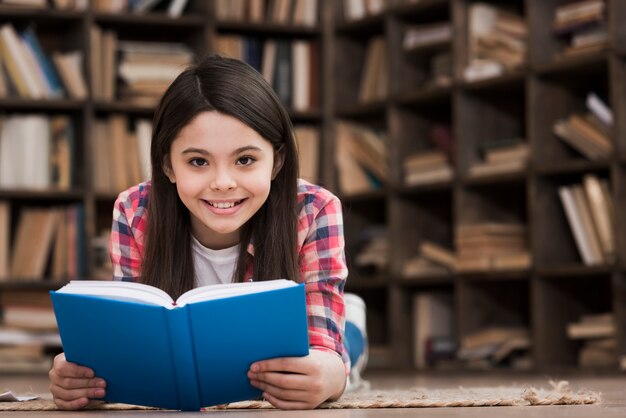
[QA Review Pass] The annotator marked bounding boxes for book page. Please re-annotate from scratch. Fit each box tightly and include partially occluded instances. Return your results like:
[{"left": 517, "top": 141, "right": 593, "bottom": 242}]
[
  {"left": 56, "top": 281, "right": 174, "bottom": 308},
  {"left": 176, "top": 279, "right": 297, "bottom": 306}
]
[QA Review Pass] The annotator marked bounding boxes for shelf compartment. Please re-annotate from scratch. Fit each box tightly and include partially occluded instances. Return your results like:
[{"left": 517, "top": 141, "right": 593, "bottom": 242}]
[
  {"left": 216, "top": 21, "right": 320, "bottom": 37},
  {"left": 534, "top": 274, "right": 615, "bottom": 369}
]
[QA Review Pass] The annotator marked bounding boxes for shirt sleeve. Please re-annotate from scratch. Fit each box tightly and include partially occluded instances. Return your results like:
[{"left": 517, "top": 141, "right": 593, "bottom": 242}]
[
  {"left": 110, "top": 187, "right": 145, "bottom": 282},
  {"left": 298, "top": 192, "right": 350, "bottom": 372}
]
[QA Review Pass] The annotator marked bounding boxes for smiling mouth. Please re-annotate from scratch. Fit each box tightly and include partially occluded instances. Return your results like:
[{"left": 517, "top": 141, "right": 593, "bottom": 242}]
[{"left": 204, "top": 199, "right": 245, "bottom": 209}]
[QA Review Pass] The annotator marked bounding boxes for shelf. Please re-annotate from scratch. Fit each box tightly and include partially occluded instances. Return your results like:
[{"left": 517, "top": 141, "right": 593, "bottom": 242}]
[
  {"left": 534, "top": 159, "right": 611, "bottom": 176},
  {"left": 456, "top": 270, "right": 530, "bottom": 282},
  {"left": 0, "top": 280, "right": 66, "bottom": 290},
  {"left": 335, "top": 14, "right": 384, "bottom": 36},
  {"left": 404, "top": 39, "right": 451, "bottom": 56},
  {"left": 0, "top": 189, "right": 84, "bottom": 200},
  {"left": 335, "top": 101, "right": 387, "bottom": 119},
  {"left": 0, "top": 7, "right": 84, "bottom": 21},
  {"left": 458, "top": 70, "right": 526, "bottom": 93},
  {"left": 461, "top": 170, "right": 527, "bottom": 187},
  {"left": 394, "top": 274, "right": 453, "bottom": 287},
  {"left": 216, "top": 21, "right": 320, "bottom": 37},
  {"left": 534, "top": 51, "right": 609, "bottom": 77},
  {"left": 536, "top": 264, "right": 613, "bottom": 278},
  {"left": 395, "top": 180, "right": 453, "bottom": 194},
  {"left": 340, "top": 189, "right": 387, "bottom": 203},
  {"left": 393, "top": 85, "right": 452, "bottom": 107},
  {"left": 94, "top": 101, "right": 156, "bottom": 115},
  {"left": 387, "top": 0, "right": 450, "bottom": 18},
  {"left": 94, "top": 12, "right": 206, "bottom": 28},
  {"left": 0, "top": 98, "right": 85, "bottom": 111},
  {"left": 289, "top": 109, "right": 322, "bottom": 122}
]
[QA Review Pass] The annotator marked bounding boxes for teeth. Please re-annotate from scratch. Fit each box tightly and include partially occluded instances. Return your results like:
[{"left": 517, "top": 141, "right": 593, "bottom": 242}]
[{"left": 208, "top": 201, "right": 239, "bottom": 209}]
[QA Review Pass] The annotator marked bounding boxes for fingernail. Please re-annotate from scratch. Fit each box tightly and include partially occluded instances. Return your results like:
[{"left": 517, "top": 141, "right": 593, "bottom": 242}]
[
  {"left": 95, "top": 379, "right": 106, "bottom": 388},
  {"left": 250, "top": 364, "right": 258, "bottom": 372},
  {"left": 94, "top": 389, "right": 105, "bottom": 398}
]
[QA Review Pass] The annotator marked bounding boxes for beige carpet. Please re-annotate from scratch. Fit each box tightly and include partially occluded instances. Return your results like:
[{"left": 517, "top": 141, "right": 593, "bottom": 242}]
[{"left": 0, "top": 381, "right": 600, "bottom": 411}]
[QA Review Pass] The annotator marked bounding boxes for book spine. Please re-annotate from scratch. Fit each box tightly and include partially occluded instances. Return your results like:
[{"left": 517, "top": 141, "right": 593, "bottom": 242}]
[{"left": 166, "top": 307, "right": 201, "bottom": 411}]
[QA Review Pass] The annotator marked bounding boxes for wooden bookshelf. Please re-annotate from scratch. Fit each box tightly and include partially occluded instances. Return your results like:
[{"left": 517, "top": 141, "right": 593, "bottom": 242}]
[
  {"left": 2, "top": 0, "right": 626, "bottom": 375},
  {"left": 332, "top": 0, "right": 626, "bottom": 373}
]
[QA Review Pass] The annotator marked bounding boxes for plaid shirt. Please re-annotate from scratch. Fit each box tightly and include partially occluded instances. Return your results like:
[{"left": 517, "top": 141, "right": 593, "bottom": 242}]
[{"left": 110, "top": 179, "right": 350, "bottom": 370}]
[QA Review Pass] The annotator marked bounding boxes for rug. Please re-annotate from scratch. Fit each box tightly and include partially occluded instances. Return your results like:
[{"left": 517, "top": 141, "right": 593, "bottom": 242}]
[{"left": 0, "top": 381, "right": 600, "bottom": 411}]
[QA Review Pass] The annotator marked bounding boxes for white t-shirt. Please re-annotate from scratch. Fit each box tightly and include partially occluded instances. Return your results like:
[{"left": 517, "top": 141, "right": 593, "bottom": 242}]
[{"left": 191, "top": 235, "right": 239, "bottom": 287}]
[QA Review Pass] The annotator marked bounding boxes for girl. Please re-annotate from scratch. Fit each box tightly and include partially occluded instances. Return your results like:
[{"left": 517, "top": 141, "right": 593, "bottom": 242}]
[{"left": 49, "top": 55, "right": 349, "bottom": 410}]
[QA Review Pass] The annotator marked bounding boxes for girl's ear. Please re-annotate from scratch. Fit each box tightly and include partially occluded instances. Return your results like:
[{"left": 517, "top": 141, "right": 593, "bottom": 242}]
[
  {"left": 162, "top": 155, "right": 176, "bottom": 183},
  {"left": 271, "top": 145, "right": 286, "bottom": 180}
]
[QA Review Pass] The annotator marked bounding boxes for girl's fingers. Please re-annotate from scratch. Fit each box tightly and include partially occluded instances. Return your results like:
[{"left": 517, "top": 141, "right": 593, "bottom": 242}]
[
  {"left": 50, "top": 384, "right": 106, "bottom": 403},
  {"left": 249, "top": 378, "right": 306, "bottom": 402},
  {"left": 247, "top": 370, "right": 309, "bottom": 391},
  {"left": 53, "top": 377, "right": 106, "bottom": 391},
  {"left": 52, "top": 396, "right": 90, "bottom": 410},
  {"left": 261, "top": 391, "right": 313, "bottom": 410}
]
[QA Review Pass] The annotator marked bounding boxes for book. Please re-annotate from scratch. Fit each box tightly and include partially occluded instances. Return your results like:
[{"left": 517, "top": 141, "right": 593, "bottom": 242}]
[{"left": 51, "top": 279, "right": 309, "bottom": 411}]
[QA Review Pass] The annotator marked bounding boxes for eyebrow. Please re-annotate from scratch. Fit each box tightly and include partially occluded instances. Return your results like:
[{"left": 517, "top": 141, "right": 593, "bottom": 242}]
[{"left": 180, "top": 145, "right": 264, "bottom": 156}]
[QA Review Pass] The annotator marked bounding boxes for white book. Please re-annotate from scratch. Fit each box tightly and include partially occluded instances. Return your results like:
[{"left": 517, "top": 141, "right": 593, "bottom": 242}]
[
  {"left": 586, "top": 92, "right": 613, "bottom": 127},
  {"left": 167, "top": 0, "right": 189, "bottom": 18},
  {"left": 135, "top": 119, "right": 152, "bottom": 181},
  {"left": 558, "top": 186, "right": 602, "bottom": 265},
  {"left": 292, "top": 41, "right": 310, "bottom": 111}
]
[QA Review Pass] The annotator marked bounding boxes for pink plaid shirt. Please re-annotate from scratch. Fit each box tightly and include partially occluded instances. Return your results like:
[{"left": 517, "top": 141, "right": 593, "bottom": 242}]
[{"left": 110, "top": 179, "right": 349, "bottom": 369}]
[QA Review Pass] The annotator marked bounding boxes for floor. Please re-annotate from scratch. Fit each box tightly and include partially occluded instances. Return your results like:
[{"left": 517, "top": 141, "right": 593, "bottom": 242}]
[{"left": 1, "top": 370, "right": 625, "bottom": 417}]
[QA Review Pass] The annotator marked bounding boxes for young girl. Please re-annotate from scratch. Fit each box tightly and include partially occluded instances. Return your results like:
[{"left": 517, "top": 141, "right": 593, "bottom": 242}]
[{"left": 49, "top": 55, "right": 349, "bottom": 410}]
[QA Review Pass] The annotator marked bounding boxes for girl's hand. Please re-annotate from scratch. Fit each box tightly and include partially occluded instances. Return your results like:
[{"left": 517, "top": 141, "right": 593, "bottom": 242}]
[
  {"left": 49, "top": 352, "right": 107, "bottom": 410},
  {"left": 247, "top": 349, "right": 346, "bottom": 410}
]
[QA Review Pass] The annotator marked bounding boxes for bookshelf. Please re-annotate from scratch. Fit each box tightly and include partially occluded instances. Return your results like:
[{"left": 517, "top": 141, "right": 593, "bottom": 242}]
[
  {"left": 1, "top": 0, "right": 625, "bottom": 374},
  {"left": 332, "top": 0, "right": 626, "bottom": 372}
]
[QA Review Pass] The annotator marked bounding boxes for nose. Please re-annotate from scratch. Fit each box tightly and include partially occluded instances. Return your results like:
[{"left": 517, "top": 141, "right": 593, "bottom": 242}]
[{"left": 210, "top": 166, "right": 236, "bottom": 191}]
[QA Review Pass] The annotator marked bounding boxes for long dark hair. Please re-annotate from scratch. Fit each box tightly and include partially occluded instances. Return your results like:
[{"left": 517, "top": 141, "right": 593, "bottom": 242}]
[{"left": 142, "top": 55, "right": 299, "bottom": 299}]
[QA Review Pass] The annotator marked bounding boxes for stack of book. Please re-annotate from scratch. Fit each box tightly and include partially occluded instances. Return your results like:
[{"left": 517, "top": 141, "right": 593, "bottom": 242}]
[
  {"left": 89, "top": 26, "right": 118, "bottom": 102},
  {"left": 215, "top": 37, "right": 319, "bottom": 111},
  {"left": 457, "top": 326, "right": 531, "bottom": 370},
  {"left": 0, "top": 24, "right": 87, "bottom": 99},
  {"left": 403, "top": 150, "right": 453, "bottom": 187},
  {"left": 117, "top": 41, "right": 193, "bottom": 106},
  {"left": 0, "top": 115, "right": 75, "bottom": 190},
  {"left": 0, "top": 0, "right": 86, "bottom": 9},
  {"left": 558, "top": 174, "right": 615, "bottom": 266},
  {"left": 402, "top": 22, "right": 452, "bottom": 52},
  {"left": 553, "top": 0, "right": 607, "bottom": 58},
  {"left": 91, "top": 116, "right": 152, "bottom": 194},
  {"left": 468, "top": 140, "right": 528, "bottom": 178},
  {"left": 567, "top": 312, "right": 616, "bottom": 368},
  {"left": 455, "top": 223, "right": 531, "bottom": 273},
  {"left": 359, "top": 37, "right": 388, "bottom": 103},
  {"left": 335, "top": 121, "right": 388, "bottom": 196},
  {"left": 464, "top": 3, "right": 527, "bottom": 81},
  {"left": 553, "top": 92, "right": 613, "bottom": 160},
  {"left": 341, "top": 0, "right": 384, "bottom": 21},
  {"left": 215, "top": 0, "right": 318, "bottom": 26},
  {"left": 402, "top": 240, "right": 455, "bottom": 279}
]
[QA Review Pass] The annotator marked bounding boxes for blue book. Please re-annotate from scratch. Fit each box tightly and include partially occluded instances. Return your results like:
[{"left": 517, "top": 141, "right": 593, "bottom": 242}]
[{"left": 50, "top": 279, "right": 309, "bottom": 411}]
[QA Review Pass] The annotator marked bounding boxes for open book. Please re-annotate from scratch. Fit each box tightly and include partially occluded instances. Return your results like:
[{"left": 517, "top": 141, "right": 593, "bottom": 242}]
[{"left": 51, "top": 279, "right": 309, "bottom": 411}]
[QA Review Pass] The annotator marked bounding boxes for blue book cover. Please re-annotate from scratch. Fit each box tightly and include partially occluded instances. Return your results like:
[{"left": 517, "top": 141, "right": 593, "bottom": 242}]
[{"left": 50, "top": 280, "right": 309, "bottom": 411}]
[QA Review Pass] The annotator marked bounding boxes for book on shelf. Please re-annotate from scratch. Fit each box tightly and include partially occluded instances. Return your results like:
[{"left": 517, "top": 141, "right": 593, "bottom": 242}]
[
  {"left": 95, "top": 0, "right": 190, "bottom": 17},
  {"left": 403, "top": 150, "right": 453, "bottom": 186},
  {"left": 402, "top": 256, "right": 449, "bottom": 279},
  {"left": 465, "top": 3, "right": 527, "bottom": 80},
  {"left": 215, "top": 0, "right": 318, "bottom": 26},
  {"left": 567, "top": 312, "right": 615, "bottom": 340},
  {"left": 294, "top": 125, "right": 319, "bottom": 184},
  {"left": 51, "top": 279, "right": 309, "bottom": 410},
  {"left": 341, "top": 0, "right": 384, "bottom": 21},
  {"left": 412, "top": 292, "right": 453, "bottom": 369},
  {"left": 335, "top": 121, "right": 388, "bottom": 195},
  {"left": 419, "top": 240, "right": 456, "bottom": 271},
  {"left": 359, "top": 36, "right": 388, "bottom": 103},
  {"left": 0, "top": 114, "right": 74, "bottom": 190},
  {"left": 469, "top": 140, "right": 528, "bottom": 178},
  {"left": 403, "top": 22, "right": 452, "bottom": 51},
  {"left": 0, "top": 201, "right": 8, "bottom": 280},
  {"left": 558, "top": 175, "right": 614, "bottom": 266},
  {"left": 553, "top": 1, "right": 608, "bottom": 57}
]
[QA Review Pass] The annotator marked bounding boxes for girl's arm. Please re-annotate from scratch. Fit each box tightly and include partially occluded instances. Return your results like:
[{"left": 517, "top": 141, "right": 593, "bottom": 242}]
[{"left": 249, "top": 189, "right": 350, "bottom": 409}]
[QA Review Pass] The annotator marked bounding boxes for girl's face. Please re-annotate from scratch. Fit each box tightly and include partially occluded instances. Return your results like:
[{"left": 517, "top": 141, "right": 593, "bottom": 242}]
[{"left": 165, "top": 111, "right": 284, "bottom": 249}]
